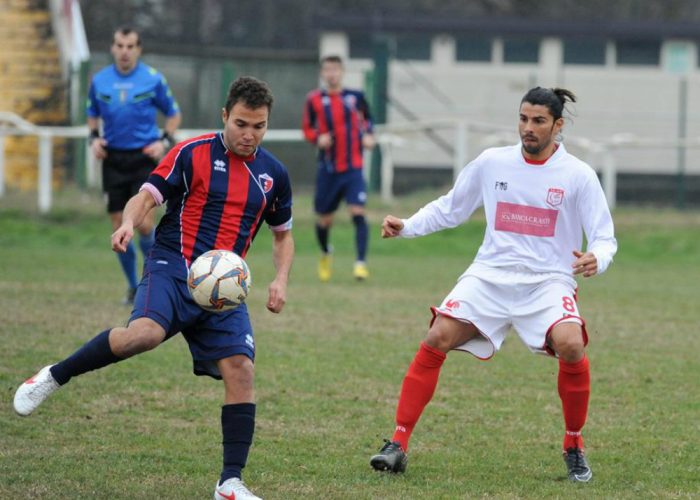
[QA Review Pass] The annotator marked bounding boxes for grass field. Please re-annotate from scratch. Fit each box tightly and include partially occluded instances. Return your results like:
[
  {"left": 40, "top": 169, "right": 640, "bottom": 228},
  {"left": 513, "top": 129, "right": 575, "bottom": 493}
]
[{"left": 1, "top": 188, "right": 699, "bottom": 499}]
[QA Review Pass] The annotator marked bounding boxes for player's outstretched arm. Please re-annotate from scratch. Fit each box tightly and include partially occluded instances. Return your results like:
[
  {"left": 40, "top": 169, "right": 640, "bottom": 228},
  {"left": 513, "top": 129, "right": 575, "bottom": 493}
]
[
  {"left": 267, "top": 230, "right": 294, "bottom": 313},
  {"left": 112, "top": 190, "right": 157, "bottom": 253},
  {"left": 572, "top": 250, "right": 598, "bottom": 278},
  {"left": 381, "top": 215, "right": 404, "bottom": 238}
]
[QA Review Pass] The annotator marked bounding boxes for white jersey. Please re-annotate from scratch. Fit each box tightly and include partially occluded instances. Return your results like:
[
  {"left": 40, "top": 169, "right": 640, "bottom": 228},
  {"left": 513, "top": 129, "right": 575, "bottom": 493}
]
[{"left": 400, "top": 143, "right": 617, "bottom": 285}]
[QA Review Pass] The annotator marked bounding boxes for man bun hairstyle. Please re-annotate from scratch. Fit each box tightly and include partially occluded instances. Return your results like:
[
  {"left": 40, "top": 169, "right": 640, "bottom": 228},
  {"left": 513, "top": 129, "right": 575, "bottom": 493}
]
[
  {"left": 225, "top": 76, "right": 274, "bottom": 114},
  {"left": 521, "top": 87, "right": 576, "bottom": 120}
]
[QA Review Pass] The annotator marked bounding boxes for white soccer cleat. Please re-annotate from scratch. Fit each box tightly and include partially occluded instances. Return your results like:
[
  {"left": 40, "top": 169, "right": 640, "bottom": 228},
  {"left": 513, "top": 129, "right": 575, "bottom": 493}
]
[
  {"left": 214, "top": 478, "right": 262, "bottom": 500},
  {"left": 13, "top": 365, "right": 61, "bottom": 416}
]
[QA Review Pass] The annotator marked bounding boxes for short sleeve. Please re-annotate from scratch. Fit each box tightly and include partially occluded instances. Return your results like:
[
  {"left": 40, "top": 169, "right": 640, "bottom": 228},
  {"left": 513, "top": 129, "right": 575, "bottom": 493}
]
[{"left": 142, "top": 145, "right": 190, "bottom": 205}]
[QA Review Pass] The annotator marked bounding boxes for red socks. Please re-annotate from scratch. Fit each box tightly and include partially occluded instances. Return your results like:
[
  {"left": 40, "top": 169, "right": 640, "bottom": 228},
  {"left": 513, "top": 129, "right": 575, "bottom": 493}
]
[
  {"left": 558, "top": 355, "right": 590, "bottom": 450},
  {"left": 392, "top": 342, "right": 446, "bottom": 451}
]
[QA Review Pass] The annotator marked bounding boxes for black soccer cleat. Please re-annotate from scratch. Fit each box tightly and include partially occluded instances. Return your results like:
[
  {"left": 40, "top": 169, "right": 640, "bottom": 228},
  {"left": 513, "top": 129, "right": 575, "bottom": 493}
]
[
  {"left": 370, "top": 439, "right": 408, "bottom": 473},
  {"left": 563, "top": 447, "right": 592, "bottom": 483}
]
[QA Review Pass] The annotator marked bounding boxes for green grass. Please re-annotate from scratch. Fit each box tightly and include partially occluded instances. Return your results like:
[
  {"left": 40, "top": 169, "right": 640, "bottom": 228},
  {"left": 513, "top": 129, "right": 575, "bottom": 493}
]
[{"left": 1, "top": 188, "right": 699, "bottom": 499}]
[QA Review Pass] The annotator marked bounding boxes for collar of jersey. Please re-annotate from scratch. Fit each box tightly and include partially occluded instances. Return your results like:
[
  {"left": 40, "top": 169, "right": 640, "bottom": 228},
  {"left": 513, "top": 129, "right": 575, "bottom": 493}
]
[
  {"left": 112, "top": 61, "right": 141, "bottom": 78},
  {"left": 521, "top": 143, "right": 560, "bottom": 166}
]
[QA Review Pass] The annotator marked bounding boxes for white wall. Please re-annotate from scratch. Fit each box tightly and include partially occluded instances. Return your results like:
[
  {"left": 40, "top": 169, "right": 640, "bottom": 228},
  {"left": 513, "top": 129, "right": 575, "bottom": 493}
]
[{"left": 330, "top": 33, "right": 700, "bottom": 175}]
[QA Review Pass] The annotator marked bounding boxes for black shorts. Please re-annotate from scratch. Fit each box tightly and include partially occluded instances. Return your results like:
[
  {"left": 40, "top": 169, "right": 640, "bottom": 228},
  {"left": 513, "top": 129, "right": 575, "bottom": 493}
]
[{"left": 102, "top": 148, "right": 157, "bottom": 213}]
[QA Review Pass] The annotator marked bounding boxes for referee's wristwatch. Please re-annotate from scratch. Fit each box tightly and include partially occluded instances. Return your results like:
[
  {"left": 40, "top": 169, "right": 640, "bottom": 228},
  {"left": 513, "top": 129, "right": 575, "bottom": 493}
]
[
  {"left": 161, "top": 132, "right": 175, "bottom": 149},
  {"left": 88, "top": 129, "right": 100, "bottom": 145}
]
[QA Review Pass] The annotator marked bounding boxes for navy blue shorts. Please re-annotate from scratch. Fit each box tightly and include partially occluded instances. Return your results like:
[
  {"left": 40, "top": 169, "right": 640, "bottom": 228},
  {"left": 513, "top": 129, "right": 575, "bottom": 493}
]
[
  {"left": 129, "top": 249, "right": 255, "bottom": 379},
  {"left": 314, "top": 166, "right": 367, "bottom": 214}
]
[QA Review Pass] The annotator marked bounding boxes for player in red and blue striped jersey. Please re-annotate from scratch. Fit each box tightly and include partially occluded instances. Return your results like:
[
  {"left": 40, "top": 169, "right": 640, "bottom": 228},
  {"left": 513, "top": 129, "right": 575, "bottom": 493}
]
[
  {"left": 14, "top": 77, "right": 292, "bottom": 500},
  {"left": 302, "top": 55, "right": 375, "bottom": 281}
]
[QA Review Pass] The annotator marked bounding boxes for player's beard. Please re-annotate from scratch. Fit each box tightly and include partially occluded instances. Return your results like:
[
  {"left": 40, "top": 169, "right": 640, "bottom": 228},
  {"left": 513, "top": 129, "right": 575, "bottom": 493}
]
[
  {"left": 521, "top": 132, "right": 553, "bottom": 156},
  {"left": 522, "top": 139, "right": 545, "bottom": 155}
]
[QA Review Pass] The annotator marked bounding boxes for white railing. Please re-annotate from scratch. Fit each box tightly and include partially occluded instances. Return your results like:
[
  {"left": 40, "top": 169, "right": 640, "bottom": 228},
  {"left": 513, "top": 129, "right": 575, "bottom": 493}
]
[
  {"left": 2, "top": 113, "right": 699, "bottom": 212},
  {"left": 0, "top": 112, "right": 303, "bottom": 212},
  {"left": 376, "top": 118, "right": 700, "bottom": 208}
]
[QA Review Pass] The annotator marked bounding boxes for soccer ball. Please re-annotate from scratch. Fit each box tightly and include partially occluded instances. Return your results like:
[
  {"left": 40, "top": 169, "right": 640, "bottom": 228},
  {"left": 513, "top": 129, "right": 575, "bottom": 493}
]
[{"left": 187, "top": 250, "right": 252, "bottom": 312}]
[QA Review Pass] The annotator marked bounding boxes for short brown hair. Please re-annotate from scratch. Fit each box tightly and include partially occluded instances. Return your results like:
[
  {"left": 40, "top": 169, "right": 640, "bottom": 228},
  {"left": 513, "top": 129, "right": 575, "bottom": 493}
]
[
  {"left": 224, "top": 76, "right": 274, "bottom": 114},
  {"left": 113, "top": 26, "right": 141, "bottom": 46},
  {"left": 320, "top": 55, "right": 343, "bottom": 66}
]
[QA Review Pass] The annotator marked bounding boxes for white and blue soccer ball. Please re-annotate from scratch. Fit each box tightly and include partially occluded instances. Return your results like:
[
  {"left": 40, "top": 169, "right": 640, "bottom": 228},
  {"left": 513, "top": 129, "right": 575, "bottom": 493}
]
[{"left": 187, "top": 250, "right": 252, "bottom": 312}]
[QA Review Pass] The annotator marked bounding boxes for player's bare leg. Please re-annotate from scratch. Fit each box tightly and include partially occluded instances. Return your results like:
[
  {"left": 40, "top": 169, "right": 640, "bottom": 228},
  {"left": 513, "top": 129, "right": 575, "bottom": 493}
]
[
  {"left": 316, "top": 213, "right": 334, "bottom": 282},
  {"left": 215, "top": 355, "right": 261, "bottom": 500},
  {"left": 349, "top": 204, "right": 369, "bottom": 280},
  {"left": 549, "top": 322, "right": 592, "bottom": 482},
  {"left": 371, "top": 315, "right": 480, "bottom": 473}
]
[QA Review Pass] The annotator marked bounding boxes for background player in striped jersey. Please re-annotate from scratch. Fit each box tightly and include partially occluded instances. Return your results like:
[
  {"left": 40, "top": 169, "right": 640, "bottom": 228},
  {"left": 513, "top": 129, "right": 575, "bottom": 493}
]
[
  {"left": 15, "top": 77, "right": 294, "bottom": 500},
  {"left": 87, "top": 26, "right": 181, "bottom": 305},
  {"left": 370, "top": 88, "right": 617, "bottom": 483},
  {"left": 302, "top": 55, "right": 375, "bottom": 281}
]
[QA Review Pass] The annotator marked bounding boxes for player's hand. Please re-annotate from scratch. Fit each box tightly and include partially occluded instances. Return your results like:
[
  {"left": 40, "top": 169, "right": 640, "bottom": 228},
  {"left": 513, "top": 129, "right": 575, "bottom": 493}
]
[
  {"left": 143, "top": 140, "right": 166, "bottom": 161},
  {"left": 266, "top": 279, "right": 287, "bottom": 313},
  {"left": 362, "top": 133, "right": 376, "bottom": 150},
  {"left": 381, "top": 215, "right": 404, "bottom": 238},
  {"left": 317, "top": 132, "right": 333, "bottom": 150},
  {"left": 91, "top": 138, "right": 108, "bottom": 160},
  {"left": 111, "top": 222, "right": 134, "bottom": 253},
  {"left": 572, "top": 250, "right": 598, "bottom": 277}
]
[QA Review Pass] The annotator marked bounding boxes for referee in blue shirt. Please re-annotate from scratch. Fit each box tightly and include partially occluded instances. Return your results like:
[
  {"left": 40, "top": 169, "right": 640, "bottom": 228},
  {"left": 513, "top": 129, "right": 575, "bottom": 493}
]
[{"left": 87, "top": 26, "right": 181, "bottom": 304}]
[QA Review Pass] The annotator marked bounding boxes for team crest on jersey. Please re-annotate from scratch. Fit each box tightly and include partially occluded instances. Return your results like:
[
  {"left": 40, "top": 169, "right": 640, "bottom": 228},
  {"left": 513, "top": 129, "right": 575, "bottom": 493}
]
[
  {"left": 344, "top": 94, "right": 357, "bottom": 109},
  {"left": 258, "top": 173, "right": 274, "bottom": 193},
  {"left": 546, "top": 188, "right": 565, "bottom": 207}
]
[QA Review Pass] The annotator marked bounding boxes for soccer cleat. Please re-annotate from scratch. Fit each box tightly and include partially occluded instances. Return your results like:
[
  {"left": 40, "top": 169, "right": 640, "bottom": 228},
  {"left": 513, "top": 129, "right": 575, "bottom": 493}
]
[
  {"left": 563, "top": 447, "right": 593, "bottom": 483},
  {"left": 214, "top": 478, "right": 262, "bottom": 500},
  {"left": 13, "top": 365, "right": 61, "bottom": 416},
  {"left": 122, "top": 287, "right": 137, "bottom": 306},
  {"left": 370, "top": 439, "right": 408, "bottom": 473},
  {"left": 318, "top": 253, "right": 332, "bottom": 282},
  {"left": 353, "top": 261, "right": 369, "bottom": 280}
]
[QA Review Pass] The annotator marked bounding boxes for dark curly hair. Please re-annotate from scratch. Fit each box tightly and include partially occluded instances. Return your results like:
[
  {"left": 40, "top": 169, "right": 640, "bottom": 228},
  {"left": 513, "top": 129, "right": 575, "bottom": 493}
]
[{"left": 224, "top": 76, "right": 274, "bottom": 114}]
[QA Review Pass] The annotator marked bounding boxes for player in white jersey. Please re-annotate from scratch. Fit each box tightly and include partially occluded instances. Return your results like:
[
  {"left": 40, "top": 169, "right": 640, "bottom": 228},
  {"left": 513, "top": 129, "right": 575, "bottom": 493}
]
[{"left": 369, "top": 87, "right": 617, "bottom": 483}]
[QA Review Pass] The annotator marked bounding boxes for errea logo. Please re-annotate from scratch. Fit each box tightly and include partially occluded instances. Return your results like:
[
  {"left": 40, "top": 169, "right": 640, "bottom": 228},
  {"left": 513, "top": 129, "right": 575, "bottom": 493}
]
[{"left": 214, "top": 159, "right": 227, "bottom": 172}]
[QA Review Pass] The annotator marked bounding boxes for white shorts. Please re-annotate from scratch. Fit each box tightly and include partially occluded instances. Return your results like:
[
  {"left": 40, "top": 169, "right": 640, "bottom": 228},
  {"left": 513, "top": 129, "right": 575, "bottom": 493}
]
[{"left": 432, "top": 268, "right": 587, "bottom": 359}]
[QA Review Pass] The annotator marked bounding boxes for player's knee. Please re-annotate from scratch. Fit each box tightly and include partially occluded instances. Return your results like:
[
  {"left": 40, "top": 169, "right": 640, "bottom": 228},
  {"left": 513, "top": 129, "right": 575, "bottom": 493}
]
[
  {"left": 113, "top": 320, "right": 164, "bottom": 357},
  {"left": 220, "top": 355, "right": 254, "bottom": 381},
  {"left": 550, "top": 325, "right": 585, "bottom": 361},
  {"left": 426, "top": 315, "right": 479, "bottom": 353},
  {"left": 425, "top": 323, "right": 458, "bottom": 353}
]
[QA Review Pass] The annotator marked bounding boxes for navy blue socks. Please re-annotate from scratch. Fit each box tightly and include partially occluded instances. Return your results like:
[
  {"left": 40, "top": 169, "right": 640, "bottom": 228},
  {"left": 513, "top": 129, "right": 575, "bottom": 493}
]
[
  {"left": 50, "top": 329, "right": 122, "bottom": 385},
  {"left": 138, "top": 229, "right": 155, "bottom": 258},
  {"left": 220, "top": 403, "right": 256, "bottom": 483},
  {"left": 352, "top": 214, "right": 368, "bottom": 262},
  {"left": 315, "top": 223, "right": 330, "bottom": 254},
  {"left": 117, "top": 241, "right": 138, "bottom": 290}
]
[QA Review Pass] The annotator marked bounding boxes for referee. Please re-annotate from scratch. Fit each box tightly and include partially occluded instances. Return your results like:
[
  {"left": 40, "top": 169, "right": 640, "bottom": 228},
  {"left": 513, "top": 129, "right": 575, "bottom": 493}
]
[{"left": 87, "top": 26, "right": 181, "bottom": 304}]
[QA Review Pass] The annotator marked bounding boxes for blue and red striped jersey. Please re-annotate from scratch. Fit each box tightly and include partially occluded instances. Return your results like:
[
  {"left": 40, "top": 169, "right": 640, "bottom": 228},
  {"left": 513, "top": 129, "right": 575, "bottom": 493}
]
[
  {"left": 143, "top": 133, "right": 292, "bottom": 265},
  {"left": 302, "top": 88, "right": 373, "bottom": 173}
]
